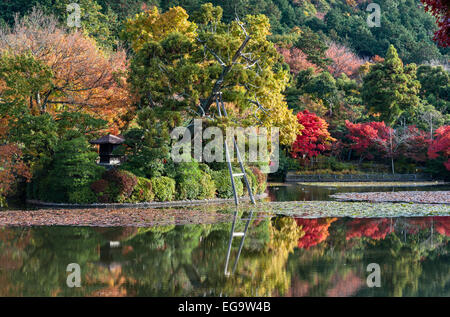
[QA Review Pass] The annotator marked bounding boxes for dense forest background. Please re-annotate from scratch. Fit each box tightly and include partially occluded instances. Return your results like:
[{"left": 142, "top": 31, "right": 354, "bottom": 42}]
[
  {"left": 0, "top": 0, "right": 448, "bottom": 63},
  {"left": 0, "top": 0, "right": 449, "bottom": 206}
]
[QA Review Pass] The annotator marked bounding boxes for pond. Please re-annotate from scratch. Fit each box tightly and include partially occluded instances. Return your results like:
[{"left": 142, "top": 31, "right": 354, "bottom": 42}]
[
  {"left": 267, "top": 183, "right": 450, "bottom": 202},
  {"left": 0, "top": 216, "right": 448, "bottom": 296},
  {"left": 1, "top": 183, "right": 449, "bottom": 296}
]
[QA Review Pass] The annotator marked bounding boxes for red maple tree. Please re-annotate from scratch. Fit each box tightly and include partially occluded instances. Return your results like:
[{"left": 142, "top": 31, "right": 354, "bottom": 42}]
[
  {"left": 428, "top": 125, "right": 450, "bottom": 170},
  {"left": 345, "top": 120, "right": 390, "bottom": 160},
  {"left": 291, "top": 110, "right": 335, "bottom": 159}
]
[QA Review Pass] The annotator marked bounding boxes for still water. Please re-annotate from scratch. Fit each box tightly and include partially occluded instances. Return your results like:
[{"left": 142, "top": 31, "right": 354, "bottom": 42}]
[
  {"left": 0, "top": 216, "right": 448, "bottom": 296},
  {"left": 267, "top": 183, "right": 450, "bottom": 202}
]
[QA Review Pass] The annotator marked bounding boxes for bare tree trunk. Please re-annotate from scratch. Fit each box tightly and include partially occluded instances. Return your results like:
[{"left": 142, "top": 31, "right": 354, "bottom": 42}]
[
  {"left": 430, "top": 118, "right": 433, "bottom": 140},
  {"left": 390, "top": 128, "right": 395, "bottom": 175},
  {"left": 391, "top": 156, "right": 395, "bottom": 175}
]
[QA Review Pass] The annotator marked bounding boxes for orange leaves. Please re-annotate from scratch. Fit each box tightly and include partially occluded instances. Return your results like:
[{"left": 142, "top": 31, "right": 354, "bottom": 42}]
[
  {"left": 0, "top": 10, "right": 132, "bottom": 131},
  {"left": 0, "top": 144, "right": 31, "bottom": 198}
]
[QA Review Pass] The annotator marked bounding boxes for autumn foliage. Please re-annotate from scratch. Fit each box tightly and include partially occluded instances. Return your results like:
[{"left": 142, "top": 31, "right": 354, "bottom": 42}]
[
  {"left": 428, "top": 125, "right": 450, "bottom": 170},
  {"left": 0, "top": 9, "right": 132, "bottom": 131},
  {"left": 277, "top": 45, "right": 318, "bottom": 74},
  {"left": 291, "top": 110, "right": 335, "bottom": 159},
  {"left": 0, "top": 144, "right": 31, "bottom": 202},
  {"left": 421, "top": 0, "right": 450, "bottom": 47},
  {"left": 296, "top": 218, "right": 337, "bottom": 249},
  {"left": 345, "top": 120, "right": 391, "bottom": 160},
  {"left": 346, "top": 218, "right": 393, "bottom": 240},
  {"left": 325, "top": 42, "right": 365, "bottom": 78}
]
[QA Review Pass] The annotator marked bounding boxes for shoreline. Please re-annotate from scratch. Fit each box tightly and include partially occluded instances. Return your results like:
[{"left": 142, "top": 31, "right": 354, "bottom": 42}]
[{"left": 25, "top": 193, "right": 269, "bottom": 209}]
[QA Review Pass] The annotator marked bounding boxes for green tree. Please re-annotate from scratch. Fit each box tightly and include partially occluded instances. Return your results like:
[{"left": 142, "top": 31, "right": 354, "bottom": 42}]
[
  {"left": 123, "top": 4, "right": 300, "bottom": 147},
  {"left": 361, "top": 45, "right": 421, "bottom": 125}
]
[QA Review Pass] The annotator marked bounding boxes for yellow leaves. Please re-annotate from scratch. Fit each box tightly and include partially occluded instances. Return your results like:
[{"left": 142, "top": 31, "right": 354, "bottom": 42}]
[{"left": 124, "top": 6, "right": 197, "bottom": 53}]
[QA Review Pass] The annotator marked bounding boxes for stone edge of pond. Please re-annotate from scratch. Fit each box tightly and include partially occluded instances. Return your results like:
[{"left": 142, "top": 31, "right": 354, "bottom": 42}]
[{"left": 25, "top": 193, "right": 268, "bottom": 209}]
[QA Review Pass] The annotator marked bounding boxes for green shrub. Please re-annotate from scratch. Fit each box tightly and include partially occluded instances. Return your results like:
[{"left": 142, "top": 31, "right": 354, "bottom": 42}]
[
  {"left": 250, "top": 166, "right": 267, "bottom": 194},
  {"left": 175, "top": 162, "right": 216, "bottom": 200},
  {"left": 243, "top": 167, "right": 258, "bottom": 196},
  {"left": 68, "top": 187, "right": 97, "bottom": 204},
  {"left": 128, "top": 177, "right": 155, "bottom": 202},
  {"left": 35, "top": 137, "right": 105, "bottom": 202},
  {"left": 198, "top": 172, "right": 216, "bottom": 199},
  {"left": 151, "top": 176, "right": 176, "bottom": 201},
  {"left": 211, "top": 169, "right": 244, "bottom": 198}
]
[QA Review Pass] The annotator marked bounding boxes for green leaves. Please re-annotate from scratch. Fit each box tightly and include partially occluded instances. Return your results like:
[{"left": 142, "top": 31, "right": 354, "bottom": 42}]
[
  {"left": 0, "top": 53, "right": 54, "bottom": 115},
  {"left": 125, "top": 4, "right": 300, "bottom": 146},
  {"left": 362, "top": 45, "right": 421, "bottom": 125}
]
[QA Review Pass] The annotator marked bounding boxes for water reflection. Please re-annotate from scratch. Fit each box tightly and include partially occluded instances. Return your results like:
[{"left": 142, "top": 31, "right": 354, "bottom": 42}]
[
  {"left": 0, "top": 216, "right": 448, "bottom": 296},
  {"left": 268, "top": 184, "right": 450, "bottom": 201}
]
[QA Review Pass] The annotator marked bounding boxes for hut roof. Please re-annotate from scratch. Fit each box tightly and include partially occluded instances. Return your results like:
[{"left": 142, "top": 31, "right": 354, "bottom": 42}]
[{"left": 89, "top": 134, "right": 125, "bottom": 145}]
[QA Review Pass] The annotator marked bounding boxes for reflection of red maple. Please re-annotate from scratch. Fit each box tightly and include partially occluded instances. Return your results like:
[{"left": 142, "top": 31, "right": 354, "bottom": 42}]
[
  {"left": 406, "top": 217, "right": 450, "bottom": 236},
  {"left": 346, "top": 218, "right": 393, "bottom": 240},
  {"left": 296, "top": 218, "right": 337, "bottom": 249},
  {"left": 435, "top": 218, "right": 450, "bottom": 236}
]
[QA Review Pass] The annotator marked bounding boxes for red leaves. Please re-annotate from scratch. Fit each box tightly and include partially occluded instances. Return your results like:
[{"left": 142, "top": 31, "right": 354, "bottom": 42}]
[
  {"left": 296, "top": 218, "right": 337, "bottom": 249},
  {"left": 428, "top": 125, "right": 450, "bottom": 170},
  {"left": 291, "top": 110, "right": 335, "bottom": 159},
  {"left": 345, "top": 120, "right": 390, "bottom": 160},
  {"left": 0, "top": 144, "right": 31, "bottom": 197},
  {"left": 345, "top": 121, "right": 431, "bottom": 163},
  {"left": 346, "top": 218, "right": 393, "bottom": 240},
  {"left": 421, "top": 0, "right": 450, "bottom": 47}
]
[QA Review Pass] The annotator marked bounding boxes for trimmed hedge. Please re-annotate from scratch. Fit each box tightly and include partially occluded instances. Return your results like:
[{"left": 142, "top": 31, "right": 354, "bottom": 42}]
[
  {"left": 211, "top": 169, "right": 244, "bottom": 198},
  {"left": 103, "top": 169, "right": 138, "bottom": 202},
  {"left": 68, "top": 187, "right": 97, "bottom": 204},
  {"left": 175, "top": 162, "right": 216, "bottom": 200},
  {"left": 151, "top": 176, "right": 176, "bottom": 201},
  {"left": 128, "top": 177, "right": 155, "bottom": 202}
]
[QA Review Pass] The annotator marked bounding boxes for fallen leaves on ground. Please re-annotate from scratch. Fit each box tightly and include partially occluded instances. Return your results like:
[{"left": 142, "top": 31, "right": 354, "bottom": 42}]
[{"left": 0, "top": 208, "right": 233, "bottom": 227}]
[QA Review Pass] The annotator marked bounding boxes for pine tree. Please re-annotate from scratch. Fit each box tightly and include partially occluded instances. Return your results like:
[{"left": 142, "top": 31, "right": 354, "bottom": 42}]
[{"left": 362, "top": 45, "right": 421, "bottom": 125}]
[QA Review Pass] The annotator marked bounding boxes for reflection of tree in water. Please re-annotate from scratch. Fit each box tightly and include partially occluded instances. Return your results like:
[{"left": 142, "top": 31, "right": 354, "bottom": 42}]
[
  {"left": 286, "top": 217, "right": 449, "bottom": 297},
  {"left": 296, "top": 218, "right": 337, "bottom": 249},
  {"left": 0, "top": 216, "right": 448, "bottom": 296},
  {"left": 119, "top": 218, "right": 303, "bottom": 296},
  {"left": 0, "top": 227, "right": 110, "bottom": 296}
]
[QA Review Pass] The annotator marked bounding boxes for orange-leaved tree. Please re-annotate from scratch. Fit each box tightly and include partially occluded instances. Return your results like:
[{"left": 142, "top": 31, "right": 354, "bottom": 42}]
[{"left": 0, "top": 8, "right": 132, "bottom": 132}]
